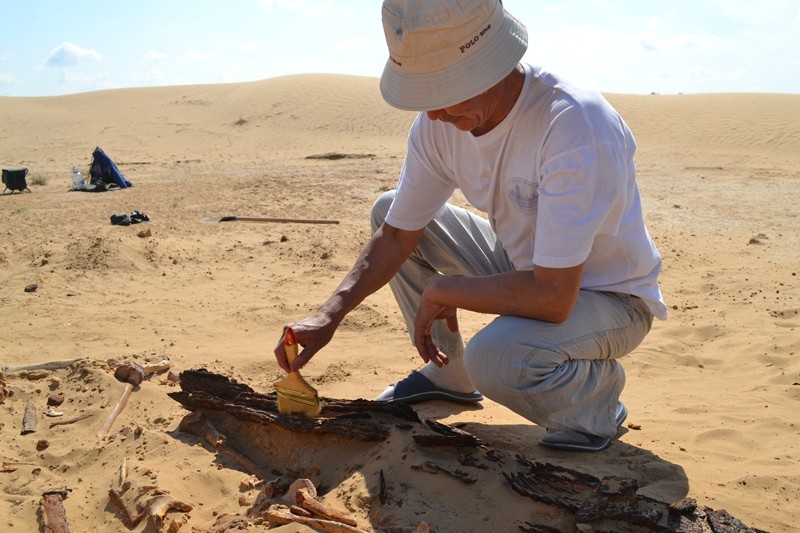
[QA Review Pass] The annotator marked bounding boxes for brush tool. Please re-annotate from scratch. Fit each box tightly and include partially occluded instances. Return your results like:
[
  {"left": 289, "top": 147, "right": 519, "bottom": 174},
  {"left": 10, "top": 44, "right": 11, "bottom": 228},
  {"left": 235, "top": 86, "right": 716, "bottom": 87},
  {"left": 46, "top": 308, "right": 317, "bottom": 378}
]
[{"left": 273, "top": 328, "right": 321, "bottom": 416}]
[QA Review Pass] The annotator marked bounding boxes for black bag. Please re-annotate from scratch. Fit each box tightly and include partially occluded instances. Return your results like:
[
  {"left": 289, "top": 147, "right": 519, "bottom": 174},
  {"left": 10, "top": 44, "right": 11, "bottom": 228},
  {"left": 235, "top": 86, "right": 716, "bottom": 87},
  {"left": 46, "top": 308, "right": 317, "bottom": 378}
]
[{"left": 2, "top": 167, "right": 31, "bottom": 194}]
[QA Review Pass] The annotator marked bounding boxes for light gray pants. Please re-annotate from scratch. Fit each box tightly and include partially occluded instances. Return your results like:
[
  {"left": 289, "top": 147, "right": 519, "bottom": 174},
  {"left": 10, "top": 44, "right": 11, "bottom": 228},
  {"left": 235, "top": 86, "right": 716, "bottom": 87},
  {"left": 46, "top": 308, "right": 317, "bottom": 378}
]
[{"left": 371, "top": 190, "right": 654, "bottom": 437}]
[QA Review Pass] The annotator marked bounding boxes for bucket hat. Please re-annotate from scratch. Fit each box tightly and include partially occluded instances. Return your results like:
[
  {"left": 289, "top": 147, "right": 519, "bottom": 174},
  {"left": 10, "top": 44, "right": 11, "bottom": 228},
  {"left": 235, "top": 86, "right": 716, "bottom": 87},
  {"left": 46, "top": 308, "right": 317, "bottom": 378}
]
[{"left": 380, "top": 0, "right": 528, "bottom": 111}]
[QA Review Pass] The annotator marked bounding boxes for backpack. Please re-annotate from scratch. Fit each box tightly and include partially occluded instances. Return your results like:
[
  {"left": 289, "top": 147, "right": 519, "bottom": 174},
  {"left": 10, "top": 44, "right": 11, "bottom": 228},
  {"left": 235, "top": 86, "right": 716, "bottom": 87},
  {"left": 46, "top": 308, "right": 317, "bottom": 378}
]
[{"left": 89, "top": 147, "right": 132, "bottom": 189}]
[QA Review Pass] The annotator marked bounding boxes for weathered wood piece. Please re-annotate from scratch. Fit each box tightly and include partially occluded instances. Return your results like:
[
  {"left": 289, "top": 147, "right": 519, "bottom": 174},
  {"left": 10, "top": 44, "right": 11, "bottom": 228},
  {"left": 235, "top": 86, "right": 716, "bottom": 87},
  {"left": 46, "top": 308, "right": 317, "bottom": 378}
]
[
  {"left": 39, "top": 489, "right": 71, "bottom": 533},
  {"left": 169, "top": 369, "right": 764, "bottom": 533},
  {"left": 169, "top": 369, "right": 419, "bottom": 442},
  {"left": 411, "top": 461, "right": 478, "bottom": 484},
  {"left": 3, "top": 358, "right": 83, "bottom": 374},
  {"left": 178, "top": 411, "right": 263, "bottom": 479},
  {"left": 22, "top": 400, "right": 37, "bottom": 434},
  {"left": 504, "top": 455, "right": 767, "bottom": 532},
  {"left": 413, "top": 419, "right": 481, "bottom": 448}
]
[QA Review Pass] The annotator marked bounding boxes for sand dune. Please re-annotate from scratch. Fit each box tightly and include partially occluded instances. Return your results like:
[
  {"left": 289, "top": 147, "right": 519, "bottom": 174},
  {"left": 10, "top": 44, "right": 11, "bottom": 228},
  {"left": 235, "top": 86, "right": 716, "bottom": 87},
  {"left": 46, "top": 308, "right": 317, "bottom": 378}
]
[{"left": 1, "top": 75, "right": 798, "bottom": 532}]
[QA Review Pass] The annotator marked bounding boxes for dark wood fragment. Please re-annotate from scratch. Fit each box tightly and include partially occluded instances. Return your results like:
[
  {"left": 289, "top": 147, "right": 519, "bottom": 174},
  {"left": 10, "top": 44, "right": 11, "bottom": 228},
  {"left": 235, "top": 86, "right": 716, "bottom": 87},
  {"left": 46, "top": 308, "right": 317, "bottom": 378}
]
[
  {"left": 706, "top": 508, "right": 765, "bottom": 533},
  {"left": 412, "top": 419, "right": 480, "bottom": 447},
  {"left": 179, "top": 369, "right": 255, "bottom": 401},
  {"left": 378, "top": 469, "right": 387, "bottom": 505},
  {"left": 169, "top": 369, "right": 764, "bottom": 532},
  {"left": 519, "top": 523, "right": 562, "bottom": 533},
  {"left": 574, "top": 476, "right": 663, "bottom": 530},
  {"left": 169, "top": 370, "right": 420, "bottom": 443},
  {"left": 22, "top": 400, "right": 37, "bottom": 434},
  {"left": 411, "top": 461, "right": 477, "bottom": 484},
  {"left": 39, "top": 490, "right": 71, "bottom": 533},
  {"left": 503, "top": 455, "right": 602, "bottom": 510}
]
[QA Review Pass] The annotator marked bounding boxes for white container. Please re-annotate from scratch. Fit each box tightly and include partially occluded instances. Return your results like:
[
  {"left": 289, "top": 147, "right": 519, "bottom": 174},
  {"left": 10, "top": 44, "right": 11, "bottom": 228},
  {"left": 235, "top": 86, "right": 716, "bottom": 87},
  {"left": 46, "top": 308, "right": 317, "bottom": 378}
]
[{"left": 71, "top": 165, "right": 84, "bottom": 190}]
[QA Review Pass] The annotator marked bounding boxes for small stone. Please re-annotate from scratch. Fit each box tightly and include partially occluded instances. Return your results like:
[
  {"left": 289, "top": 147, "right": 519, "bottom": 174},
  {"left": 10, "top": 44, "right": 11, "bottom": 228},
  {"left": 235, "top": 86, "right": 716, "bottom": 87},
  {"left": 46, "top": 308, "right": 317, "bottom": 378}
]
[
  {"left": 47, "top": 394, "right": 65, "bottom": 406},
  {"left": 24, "top": 283, "right": 38, "bottom": 293},
  {"left": 36, "top": 439, "right": 50, "bottom": 451}
]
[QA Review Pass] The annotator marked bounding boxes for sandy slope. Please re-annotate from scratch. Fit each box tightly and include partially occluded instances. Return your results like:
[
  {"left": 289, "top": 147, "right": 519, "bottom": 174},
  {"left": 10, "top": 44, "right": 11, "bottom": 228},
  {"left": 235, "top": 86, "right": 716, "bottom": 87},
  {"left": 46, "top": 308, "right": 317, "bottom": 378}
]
[{"left": 1, "top": 75, "right": 799, "bottom": 532}]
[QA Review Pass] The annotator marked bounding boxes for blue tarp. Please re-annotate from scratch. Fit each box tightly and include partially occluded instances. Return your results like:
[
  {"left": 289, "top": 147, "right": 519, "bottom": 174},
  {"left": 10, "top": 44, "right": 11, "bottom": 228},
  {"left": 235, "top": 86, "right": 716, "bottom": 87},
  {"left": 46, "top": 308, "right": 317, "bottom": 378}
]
[{"left": 90, "top": 146, "right": 132, "bottom": 189}]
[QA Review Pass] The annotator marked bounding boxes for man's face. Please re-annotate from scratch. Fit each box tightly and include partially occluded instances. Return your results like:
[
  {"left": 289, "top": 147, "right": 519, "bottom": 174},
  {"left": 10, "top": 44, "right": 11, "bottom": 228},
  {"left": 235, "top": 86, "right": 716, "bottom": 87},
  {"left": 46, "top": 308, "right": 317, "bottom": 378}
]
[{"left": 425, "top": 91, "right": 492, "bottom": 134}]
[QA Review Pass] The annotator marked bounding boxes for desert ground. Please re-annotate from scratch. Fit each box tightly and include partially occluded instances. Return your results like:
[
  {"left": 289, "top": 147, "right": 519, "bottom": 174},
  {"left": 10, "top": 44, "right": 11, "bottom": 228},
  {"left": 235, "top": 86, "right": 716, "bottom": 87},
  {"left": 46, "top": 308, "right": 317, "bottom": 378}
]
[{"left": 1, "top": 74, "right": 798, "bottom": 532}]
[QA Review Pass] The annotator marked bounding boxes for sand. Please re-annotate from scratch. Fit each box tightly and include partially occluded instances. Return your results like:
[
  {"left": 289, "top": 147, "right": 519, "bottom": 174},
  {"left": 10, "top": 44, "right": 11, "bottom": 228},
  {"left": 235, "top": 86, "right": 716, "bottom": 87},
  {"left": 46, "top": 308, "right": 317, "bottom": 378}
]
[{"left": 1, "top": 74, "right": 798, "bottom": 532}]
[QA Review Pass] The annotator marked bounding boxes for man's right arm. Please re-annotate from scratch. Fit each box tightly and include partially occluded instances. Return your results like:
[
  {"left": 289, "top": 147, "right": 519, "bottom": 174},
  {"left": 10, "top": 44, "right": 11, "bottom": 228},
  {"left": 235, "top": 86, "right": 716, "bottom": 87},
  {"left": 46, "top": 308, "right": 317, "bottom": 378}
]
[{"left": 275, "top": 222, "right": 424, "bottom": 372}]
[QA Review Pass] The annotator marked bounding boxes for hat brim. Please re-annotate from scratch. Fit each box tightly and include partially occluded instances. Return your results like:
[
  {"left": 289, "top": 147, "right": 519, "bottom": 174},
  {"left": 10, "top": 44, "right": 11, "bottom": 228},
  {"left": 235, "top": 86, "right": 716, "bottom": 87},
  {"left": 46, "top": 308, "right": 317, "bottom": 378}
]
[{"left": 380, "top": 10, "right": 528, "bottom": 111}]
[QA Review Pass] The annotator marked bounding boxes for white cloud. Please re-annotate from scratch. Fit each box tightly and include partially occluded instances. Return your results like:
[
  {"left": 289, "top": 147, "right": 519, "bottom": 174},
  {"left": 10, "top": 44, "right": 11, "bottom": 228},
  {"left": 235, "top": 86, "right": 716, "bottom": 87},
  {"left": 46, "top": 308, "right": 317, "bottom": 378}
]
[
  {"left": 0, "top": 72, "right": 19, "bottom": 85},
  {"left": 143, "top": 49, "right": 166, "bottom": 63},
  {"left": 45, "top": 42, "right": 101, "bottom": 68},
  {"left": 129, "top": 68, "right": 166, "bottom": 83},
  {"left": 53, "top": 68, "right": 113, "bottom": 90},
  {"left": 259, "top": 0, "right": 305, "bottom": 12},
  {"left": 182, "top": 50, "right": 211, "bottom": 63},
  {"left": 640, "top": 33, "right": 659, "bottom": 52}
]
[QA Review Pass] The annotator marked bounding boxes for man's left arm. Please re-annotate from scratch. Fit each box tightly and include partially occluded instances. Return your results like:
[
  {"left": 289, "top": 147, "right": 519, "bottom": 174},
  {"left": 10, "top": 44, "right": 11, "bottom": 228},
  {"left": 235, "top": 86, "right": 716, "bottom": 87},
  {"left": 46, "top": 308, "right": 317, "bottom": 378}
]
[{"left": 413, "top": 264, "right": 584, "bottom": 364}]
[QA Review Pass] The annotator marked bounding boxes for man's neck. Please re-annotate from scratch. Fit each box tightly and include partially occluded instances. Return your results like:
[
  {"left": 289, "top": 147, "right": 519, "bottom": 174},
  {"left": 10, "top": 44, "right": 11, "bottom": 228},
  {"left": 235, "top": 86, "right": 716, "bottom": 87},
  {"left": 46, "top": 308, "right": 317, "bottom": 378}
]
[{"left": 472, "top": 64, "right": 525, "bottom": 136}]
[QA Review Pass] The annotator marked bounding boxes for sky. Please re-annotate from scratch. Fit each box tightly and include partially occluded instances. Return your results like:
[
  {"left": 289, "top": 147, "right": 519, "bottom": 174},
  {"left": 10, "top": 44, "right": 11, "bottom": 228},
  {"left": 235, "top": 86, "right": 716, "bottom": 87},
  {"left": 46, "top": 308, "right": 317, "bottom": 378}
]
[{"left": 1, "top": 0, "right": 799, "bottom": 97}]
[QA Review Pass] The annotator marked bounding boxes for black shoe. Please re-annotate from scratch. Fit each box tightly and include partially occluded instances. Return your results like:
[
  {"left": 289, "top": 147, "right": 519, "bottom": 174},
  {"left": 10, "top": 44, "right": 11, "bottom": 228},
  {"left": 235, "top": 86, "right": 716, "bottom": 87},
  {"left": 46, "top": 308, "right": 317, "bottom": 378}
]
[
  {"left": 110, "top": 214, "right": 131, "bottom": 226},
  {"left": 130, "top": 211, "right": 150, "bottom": 223}
]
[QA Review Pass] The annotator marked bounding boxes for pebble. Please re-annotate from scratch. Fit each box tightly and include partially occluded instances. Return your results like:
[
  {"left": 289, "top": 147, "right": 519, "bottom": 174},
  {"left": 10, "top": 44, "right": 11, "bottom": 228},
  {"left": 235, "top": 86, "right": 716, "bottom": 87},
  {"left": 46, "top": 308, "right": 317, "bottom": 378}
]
[{"left": 47, "top": 394, "right": 65, "bottom": 406}]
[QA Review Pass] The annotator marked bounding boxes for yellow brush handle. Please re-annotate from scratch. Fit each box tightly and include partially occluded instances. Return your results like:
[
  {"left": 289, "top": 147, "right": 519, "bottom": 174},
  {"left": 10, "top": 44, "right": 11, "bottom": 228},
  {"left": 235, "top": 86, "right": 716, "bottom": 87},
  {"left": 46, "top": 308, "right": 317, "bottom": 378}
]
[{"left": 285, "top": 328, "right": 299, "bottom": 369}]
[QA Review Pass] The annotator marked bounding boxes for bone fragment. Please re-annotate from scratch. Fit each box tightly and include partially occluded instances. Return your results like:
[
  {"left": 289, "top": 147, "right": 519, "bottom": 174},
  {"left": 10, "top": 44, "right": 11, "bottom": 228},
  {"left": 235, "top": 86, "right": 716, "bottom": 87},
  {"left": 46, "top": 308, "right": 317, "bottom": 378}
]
[
  {"left": 2, "top": 460, "right": 37, "bottom": 472},
  {"left": 50, "top": 413, "right": 93, "bottom": 428},
  {"left": 22, "top": 400, "right": 37, "bottom": 434},
  {"left": 39, "top": 490, "right": 71, "bottom": 533},
  {"left": 296, "top": 488, "right": 358, "bottom": 527},
  {"left": 120, "top": 459, "right": 128, "bottom": 489},
  {"left": 2, "top": 358, "right": 83, "bottom": 374},
  {"left": 96, "top": 383, "right": 134, "bottom": 438},
  {"left": 141, "top": 493, "right": 194, "bottom": 530},
  {"left": 108, "top": 488, "right": 141, "bottom": 527},
  {"left": 0, "top": 374, "right": 8, "bottom": 403},
  {"left": 114, "top": 364, "right": 144, "bottom": 386},
  {"left": 45, "top": 407, "right": 64, "bottom": 417},
  {"left": 178, "top": 411, "right": 262, "bottom": 479},
  {"left": 209, "top": 514, "right": 251, "bottom": 532},
  {"left": 108, "top": 488, "right": 192, "bottom": 530},
  {"left": 285, "top": 478, "right": 317, "bottom": 501},
  {"left": 290, "top": 505, "right": 313, "bottom": 517},
  {"left": 142, "top": 359, "right": 171, "bottom": 375},
  {"left": 267, "top": 508, "right": 369, "bottom": 533}
]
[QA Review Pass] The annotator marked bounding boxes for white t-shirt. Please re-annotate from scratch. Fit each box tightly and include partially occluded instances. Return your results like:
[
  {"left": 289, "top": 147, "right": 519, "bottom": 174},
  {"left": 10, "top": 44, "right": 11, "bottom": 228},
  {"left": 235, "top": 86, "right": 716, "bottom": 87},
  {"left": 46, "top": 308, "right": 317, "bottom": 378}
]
[{"left": 385, "top": 63, "right": 667, "bottom": 319}]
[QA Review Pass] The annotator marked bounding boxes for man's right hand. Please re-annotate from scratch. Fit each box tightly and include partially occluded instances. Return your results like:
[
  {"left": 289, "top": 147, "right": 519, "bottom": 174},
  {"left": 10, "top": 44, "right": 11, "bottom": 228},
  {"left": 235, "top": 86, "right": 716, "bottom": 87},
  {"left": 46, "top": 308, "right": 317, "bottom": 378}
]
[
  {"left": 273, "top": 222, "right": 424, "bottom": 373},
  {"left": 273, "top": 313, "right": 338, "bottom": 373}
]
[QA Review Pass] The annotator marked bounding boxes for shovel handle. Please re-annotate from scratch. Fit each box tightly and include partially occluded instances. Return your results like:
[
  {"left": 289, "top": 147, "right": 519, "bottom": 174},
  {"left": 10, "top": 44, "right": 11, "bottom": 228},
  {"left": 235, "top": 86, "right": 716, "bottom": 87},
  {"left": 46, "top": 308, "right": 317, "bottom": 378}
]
[{"left": 218, "top": 216, "right": 338, "bottom": 224}]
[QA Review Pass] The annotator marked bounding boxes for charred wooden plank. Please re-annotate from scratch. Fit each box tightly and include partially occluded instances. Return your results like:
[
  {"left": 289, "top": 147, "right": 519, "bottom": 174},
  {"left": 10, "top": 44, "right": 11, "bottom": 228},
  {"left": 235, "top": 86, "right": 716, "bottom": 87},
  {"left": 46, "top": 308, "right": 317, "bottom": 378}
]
[
  {"left": 169, "top": 370, "right": 421, "bottom": 442},
  {"left": 179, "top": 369, "right": 255, "bottom": 400},
  {"left": 169, "top": 370, "right": 764, "bottom": 532},
  {"left": 574, "top": 477, "right": 663, "bottom": 530},
  {"left": 503, "top": 455, "right": 601, "bottom": 510},
  {"left": 39, "top": 490, "right": 71, "bottom": 533},
  {"left": 412, "top": 419, "right": 481, "bottom": 448},
  {"left": 706, "top": 507, "right": 766, "bottom": 533},
  {"left": 22, "top": 400, "right": 37, "bottom": 434}
]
